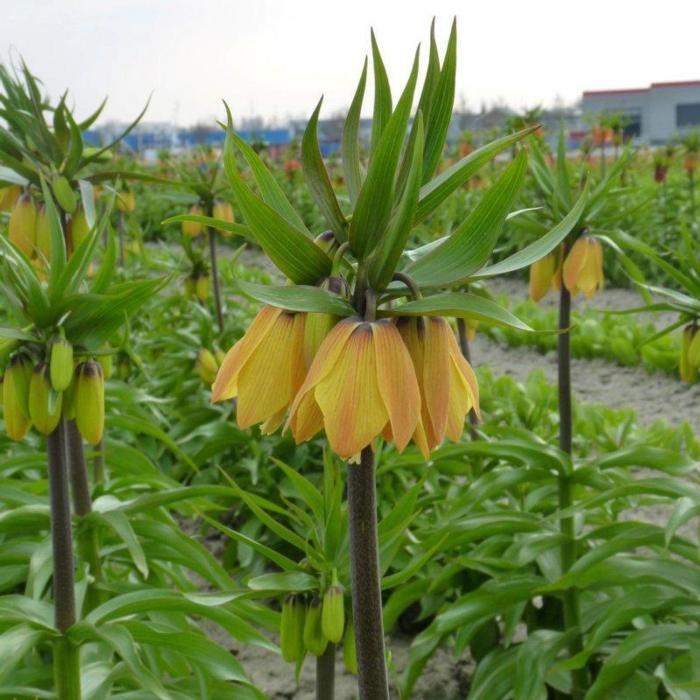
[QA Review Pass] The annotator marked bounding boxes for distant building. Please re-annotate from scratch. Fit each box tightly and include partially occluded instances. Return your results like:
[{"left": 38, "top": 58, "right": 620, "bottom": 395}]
[{"left": 582, "top": 81, "right": 700, "bottom": 144}]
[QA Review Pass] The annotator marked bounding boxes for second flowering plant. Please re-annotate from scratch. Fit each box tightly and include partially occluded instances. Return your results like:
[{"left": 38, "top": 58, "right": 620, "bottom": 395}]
[{"left": 183, "top": 22, "right": 587, "bottom": 699}]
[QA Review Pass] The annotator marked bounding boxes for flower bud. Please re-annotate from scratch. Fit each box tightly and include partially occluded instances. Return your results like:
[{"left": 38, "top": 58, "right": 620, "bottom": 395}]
[
  {"left": 182, "top": 205, "right": 203, "bottom": 237},
  {"left": 196, "top": 349, "right": 219, "bottom": 384},
  {"left": 0, "top": 184, "right": 21, "bottom": 212},
  {"left": 116, "top": 191, "right": 136, "bottom": 213},
  {"left": 3, "top": 352, "right": 33, "bottom": 440},
  {"left": 51, "top": 175, "right": 77, "bottom": 214},
  {"left": 314, "top": 230, "right": 337, "bottom": 255},
  {"left": 29, "top": 363, "right": 62, "bottom": 435},
  {"left": 50, "top": 337, "right": 74, "bottom": 391},
  {"left": 321, "top": 584, "right": 345, "bottom": 644},
  {"left": 195, "top": 275, "right": 209, "bottom": 302},
  {"left": 280, "top": 594, "right": 306, "bottom": 663},
  {"left": 528, "top": 252, "right": 557, "bottom": 302},
  {"left": 343, "top": 619, "right": 357, "bottom": 675},
  {"left": 213, "top": 200, "right": 234, "bottom": 236},
  {"left": 303, "top": 596, "right": 328, "bottom": 657},
  {"left": 68, "top": 206, "right": 90, "bottom": 251},
  {"left": 98, "top": 349, "right": 114, "bottom": 381},
  {"left": 74, "top": 361, "right": 104, "bottom": 445},
  {"left": 9, "top": 193, "right": 37, "bottom": 257},
  {"left": 35, "top": 205, "right": 52, "bottom": 262}
]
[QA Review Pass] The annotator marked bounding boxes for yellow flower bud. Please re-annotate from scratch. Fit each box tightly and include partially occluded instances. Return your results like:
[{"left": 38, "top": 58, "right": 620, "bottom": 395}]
[
  {"left": 9, "top": 193, "right": 37, "bottom": 257},
  {"left": 98, "top": 350, "right": 114, "bottom": 381},
  {"left": 35, "top": 204, "right": 52, "bottom": 263},
  {"left": 29, "top": 363, "right": 62, "bottom": 435},
  {"left": 116, "top": 191, "right": 136, "bottom": 213},
  {"left": 74, "top": 361, "right": 104, "bottom": 445},
  {"left": 528, "top": 252, "right": 558, "bottom": 302},
  {"left": 0, "top": 184, "right": 21, "bottom": 212},
  {"left": 563, "top": 236, "right": 604, "bottom": 299},
  {"left": 3, "top": 352, "right": 33, "bottom": 441},
  {"left": 195, "top": 275, "right": 209, "bottom": 302},
  {"left": 212, "top": 200, "right": 234, "bottom": 236},
  {"left": 196, "top": 349, "right": 219, "bottom": 384},
  {"left": 681, "top": 325, "right": 699, "bottom": 383},
  {"left": 68, "top": 206, "right": 90, "bottom": 252},
  {"left": 182, "top": 205, "right": 203, "bottom": 237}
]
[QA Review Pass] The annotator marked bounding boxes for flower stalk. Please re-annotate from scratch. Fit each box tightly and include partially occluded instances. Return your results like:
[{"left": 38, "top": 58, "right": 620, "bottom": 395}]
[
  {"left": 347, "top": 446, "right": 389, "bottom": 699},
  {"left": 557, "top": 239, "right": 587, "bottom": 699},
  {"left": 316, "top": 642, "right": 336, "bottom": 700},
  {"left": 206, "top": 202, "right": 224, "bottom": 332},
  {"left": 47, "top": 419, "right": 81, "bottom": 699}
]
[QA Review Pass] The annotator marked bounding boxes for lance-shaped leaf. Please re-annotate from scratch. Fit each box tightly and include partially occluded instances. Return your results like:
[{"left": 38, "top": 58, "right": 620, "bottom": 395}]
[
  {"left": 349, "top": 49, "right": 419, "bottom": 259},
  {"left": 342, "top": 58, "right": 367, "bottom": 206},
  {"left": 39, "top": 178, "right": 67, "bottom": 293},
  {"left": 163, "top": 213, "right": 251, "bottom": 239},
  {"left": 224, "top": 133, "right": 331, "bottom": 284},
  {"left": 367, "top": 112, "right": 424, "bottom": 290},
  {"left": 236, "top": 279, "right": 355, "bottom": 316},
  {"left": 382, "top": 292, "right": 533, "bottom": 331},
  {"left": 471, "top": 184, "right": 588, "bottom": 279},
  {"left": 301, "top": 98, "right": 348, "bottom": 239},
  {"left": 369, "top": 30, "right": 392, "bottom": 159},
  {"left": 421, "top": 19, "right": 456, "bottom": 183},
  {"left": 416, "top": 126, "right": 537, "bottom": 223},
  {"left": 226, "top": 123, "right": 309, "bottom": 233},
  {"left": 405, "top": 149, "right": 528, "bottom": 288}
]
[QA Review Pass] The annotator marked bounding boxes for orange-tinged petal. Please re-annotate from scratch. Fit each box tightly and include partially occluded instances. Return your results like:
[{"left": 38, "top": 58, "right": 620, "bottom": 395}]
[
  {"left": 315, "top": 324, "right": 388, "bottom": 459},
  {"left": 529, "top": 254, "right": 555, "bottom": 301},
  {"left": 288, "top": 390, "right": 325, "bottom": 443},
  {"left": 562, "top": 238, "right": 589, "bottom": 296},
  {"left": 445, "top": 356, "right": 475, "bottom": 441},
  {"left": 287, "top": 318, "right": 359, "bottom": 423},
  {"left": 423, "top": 318, "right": 451, "bottom": 444},
  {"left": 212, "top": 306, "right": 282, "bottom": 401},
  {"left": 236, "top": 312, "right": 304, "bottom": 429},
  {"left": 372, "top": 320, "right": 420, "bottom": 452},
  {"left": 447, "top": 330, "right": 481, "bottom": 419}
]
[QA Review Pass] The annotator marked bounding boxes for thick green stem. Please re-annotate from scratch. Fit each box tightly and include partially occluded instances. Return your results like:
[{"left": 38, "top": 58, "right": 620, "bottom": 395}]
[
  {"left": 48, "top": 420, "right": 81, "bottom": 699},
  {"left": 557, "top": 278, "right": 587, "bottom": 699},
  {"left": 316, "top": 642, "right": 336, "bottom": 700},
  {"left": 347, "top": 447, "right": 389, "bottom": 700},
  {"left": 66, "top": 420, "right": 101, "bottom": 609}
]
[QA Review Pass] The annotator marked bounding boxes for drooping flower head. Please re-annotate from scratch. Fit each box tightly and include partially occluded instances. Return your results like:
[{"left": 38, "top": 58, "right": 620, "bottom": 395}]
[
  {"left": 528, "top": 250, "right": 561, "bottom": 302},
  {"left": 212, "top": 306, "right": 306, "bottom": 433},
  {"left": 562, "top": 236, "right": 604, "bottom": 299},
  {"left": 397, "top": 317, "right": 480, "bottom": 457},
  {"left": 286, "top": 318, "right": 420, "bottom": 460}
]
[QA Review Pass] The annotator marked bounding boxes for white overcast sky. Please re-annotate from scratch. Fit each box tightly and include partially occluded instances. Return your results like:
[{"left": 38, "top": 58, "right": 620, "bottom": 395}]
[{"left": 3, "top": 0, "right": 699, "bottom": 126}]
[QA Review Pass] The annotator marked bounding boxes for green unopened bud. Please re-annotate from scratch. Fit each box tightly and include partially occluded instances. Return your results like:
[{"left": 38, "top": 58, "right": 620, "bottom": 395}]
[
  {"left": 35, "top": 205, "right": 52, "bottom": 262},
  {"left": 280, "top": 594, "right": 306, "bottom": 663},
  {"left": 69, "top": 207, "right": 90, "bottom": 252},
  {"left": 322, "top": 584, "right": 345, "bottom": 643},
  {"left": 29, "top": 363, "right": 62, "bottom": 435},
  {"left": 313, "top": 230, "right": 337, "bottom": 255},
  {"left": 688, "top": 325, "right": 700, "bottom": 369},
  {"left": 74, "top": 361, "right": 104, "bottom": 445},
  {"left": 3, "top": 352, "right": 33, "bottom": 441},
  {"left": 9, "top": 193, "right": 37, "bottom": 257},
  {"left": 343, "top": 619, "right": 357, "bottom": 675},
  {"left": 195, "top": 275, "right": 209, "bottom": 302},
  {"left": 196, "top": 349, "right": 219, "bottom": 384},
  {"left": 51, "top": 175, "right": 77, "bottom": 214},
  {"left": 303, "top": 596, "right": 328, "bottom": 657},
  {"left": 50, "top": 337, "right": 74, "bottom": 391}
]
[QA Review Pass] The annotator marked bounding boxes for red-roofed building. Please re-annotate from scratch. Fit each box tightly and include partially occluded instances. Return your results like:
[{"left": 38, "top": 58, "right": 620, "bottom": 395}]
[{"left": 582, "top": 81, "right": 700, "bottom": 143}]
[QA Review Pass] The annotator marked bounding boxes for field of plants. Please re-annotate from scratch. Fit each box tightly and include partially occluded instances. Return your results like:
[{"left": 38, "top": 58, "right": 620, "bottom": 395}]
[{"left": 2, "top": 22, "right": 700, "bottom": 700}]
